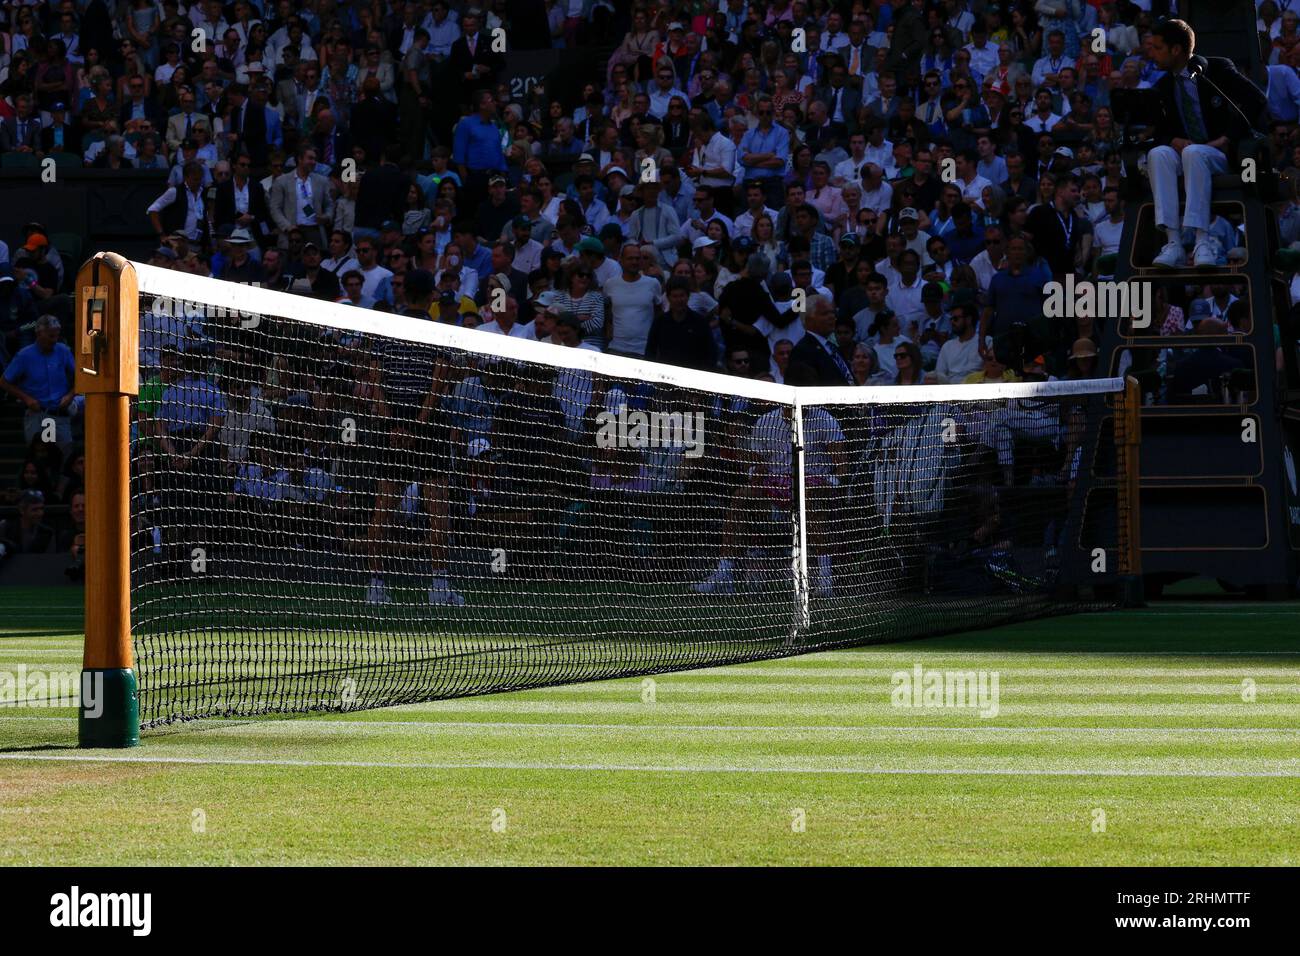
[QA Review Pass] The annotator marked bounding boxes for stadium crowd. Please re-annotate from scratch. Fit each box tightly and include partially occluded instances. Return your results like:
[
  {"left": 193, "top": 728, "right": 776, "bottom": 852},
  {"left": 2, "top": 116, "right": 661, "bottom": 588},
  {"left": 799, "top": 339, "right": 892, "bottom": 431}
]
[{"left": 0, "top": 0, "right": 1283, "bottom": 592}]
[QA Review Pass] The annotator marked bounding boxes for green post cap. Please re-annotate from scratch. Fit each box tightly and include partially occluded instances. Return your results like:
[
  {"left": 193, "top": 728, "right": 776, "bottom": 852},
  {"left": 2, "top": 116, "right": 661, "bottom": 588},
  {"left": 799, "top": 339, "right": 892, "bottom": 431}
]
[{"left": 78, "top": 668, "right": 140, "bottom": 748}]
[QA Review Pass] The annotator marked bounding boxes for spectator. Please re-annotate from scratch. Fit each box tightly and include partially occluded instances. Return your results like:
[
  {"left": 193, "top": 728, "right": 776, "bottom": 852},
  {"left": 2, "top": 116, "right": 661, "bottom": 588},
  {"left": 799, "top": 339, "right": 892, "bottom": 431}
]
[
  {"left": 1146, "top": 19, "right": 1267, "bottom": 269},
  {"left": 791, "top": 295, "right": 855, "bottom": 386},
  {"left": 214, "top": 152, "right": 272, "bottom": 242},
  {"left": 0, "top": 491, "right": 56, "bottom": 560},
  {"left": 269, "top": 144, "right": 334, "bottom": 247},
  {"left": 454, "top": 89, "right": 508, "bottom": 211},
  {"left": 602, "top": 243, "right": 662, "bottom": 359},
  {"left": 935, "top": 300, "right": 985, "bottom": 384},
  {"left": 2, "top": 315, "right": 75, "bottom": 454}
]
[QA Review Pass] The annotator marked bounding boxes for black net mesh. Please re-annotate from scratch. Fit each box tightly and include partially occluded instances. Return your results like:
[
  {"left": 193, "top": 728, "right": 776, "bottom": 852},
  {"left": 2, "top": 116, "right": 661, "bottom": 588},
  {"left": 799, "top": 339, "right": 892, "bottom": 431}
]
[{"left": 128, "top": 281, "right": 1128, "bottom": 728}]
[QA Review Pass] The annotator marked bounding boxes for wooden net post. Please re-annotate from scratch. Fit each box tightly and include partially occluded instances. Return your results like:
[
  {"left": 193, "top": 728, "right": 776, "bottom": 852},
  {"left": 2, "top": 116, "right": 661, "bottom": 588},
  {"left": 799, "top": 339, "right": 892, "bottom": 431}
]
[{"left": 76, "top": 253, "right": 140, "bottom": 747}]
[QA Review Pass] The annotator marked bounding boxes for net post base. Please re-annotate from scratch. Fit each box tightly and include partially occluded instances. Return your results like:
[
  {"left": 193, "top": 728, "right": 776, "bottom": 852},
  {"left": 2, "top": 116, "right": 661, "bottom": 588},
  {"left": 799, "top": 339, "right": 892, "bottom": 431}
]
[
  {"left": 1118, "top": 575, "right": 1147, "bottom": 609},
  {"left": 78, "top": 669, "right": 140, "bottom": 748}
]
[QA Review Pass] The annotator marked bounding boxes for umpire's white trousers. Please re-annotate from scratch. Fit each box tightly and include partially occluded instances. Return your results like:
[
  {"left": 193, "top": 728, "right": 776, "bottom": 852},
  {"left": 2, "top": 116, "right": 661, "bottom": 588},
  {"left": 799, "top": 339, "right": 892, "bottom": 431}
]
[{"left": 1147, "top": 144, "right": 1227, "bottom": 233}]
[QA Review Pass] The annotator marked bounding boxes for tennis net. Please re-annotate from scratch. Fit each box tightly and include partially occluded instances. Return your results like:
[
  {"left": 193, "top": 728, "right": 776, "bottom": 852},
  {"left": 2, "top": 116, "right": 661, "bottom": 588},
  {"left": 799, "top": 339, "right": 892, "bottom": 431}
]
[{"left": 123, "top": 263, "right": 1134, "bottom": 727}]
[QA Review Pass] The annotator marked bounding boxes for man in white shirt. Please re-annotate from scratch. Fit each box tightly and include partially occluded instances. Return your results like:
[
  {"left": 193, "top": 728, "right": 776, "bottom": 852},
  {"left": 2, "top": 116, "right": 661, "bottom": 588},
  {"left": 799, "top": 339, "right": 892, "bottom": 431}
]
[
  {"left": 833, "top": 131, "right": 871, "bottom": 186},
  {"left": 682, "top": 114, "right": 737, "bottom": 216},
  {"left": 933, "top": 300, "right": 984, "bottom": 384},
  {"left": 862, "top": 123, "right": 894, "bottom": 170},
  {"left": 820, "top": 10, "right": 851, "bottom": 53},
  {"left": 954, "top": 149, "right": 992, "bottom": 208},
  {"left": 510, "top": 217, "right": 545, "bottom": 275},
  {"left": 1023, "top": 87, "right": 1063, "bottom": 134},
  {"left": 1092, "top": 188, "right": 1125, "bottom": 259},
  {"left": 860, "top": 163, "right": 893, "bottom": 214},
  {"left": 1031, "top": 30, "right": 1070, "bottom": 88},
  {"left": 896, "top": 208, "right": 929, "bottom": 260},
  {"left": 964, "top": 25, "right": 999, "bottom": 78},
  {"left": 423, "top": 0, "right": 461, "bottom": 59},
  {"left": 733, "top": 180, "right": 778, "bottom": 238},
  {"left": 885, "top": 250, "right": 926, "bottom": 319},
  {"left": 147, "top": 161, "right": 209, "bottom": 243},
  {"left": 477, "top": 295, "right": 530, "bottom": 337},
  {"left": 353, "top": 239, "right": 394, "bottom": 304},
  {"left": 968, "top": 226, "right": 1005, "bottom": 293},
  {"left": 602, "top": 244, "right": 663, "bottom": 357}
]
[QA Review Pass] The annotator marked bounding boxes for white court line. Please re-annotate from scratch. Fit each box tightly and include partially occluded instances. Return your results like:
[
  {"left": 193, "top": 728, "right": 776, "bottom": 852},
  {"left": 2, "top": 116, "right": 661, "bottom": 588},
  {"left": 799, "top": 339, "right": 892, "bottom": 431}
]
[
  {"left": 0, "top": 752, "right": 1294, "bottom": 778},
  {"left": 210, "top": 718, "right": 1300, "bottom": 735},
  {"left": 4, "top": 716, "right": 1299, "bottom": 735}
]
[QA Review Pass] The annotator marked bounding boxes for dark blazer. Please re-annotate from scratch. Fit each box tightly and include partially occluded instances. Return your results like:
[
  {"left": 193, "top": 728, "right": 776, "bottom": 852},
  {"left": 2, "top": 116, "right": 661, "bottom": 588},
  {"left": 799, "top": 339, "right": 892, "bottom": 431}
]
[
  {"left": 309, "top": 126, "right": 352, "bottom": 171},
  {"left": 813, "top": 83, "right": 863, "bottom": 131},
  {"left": 354, "top": 160, "right": 410, "bottom": 229},
  {"left": 349, "top": 93, "right": 399, "bottom": 163},
  {"left": 791, "top": 332, "right": 854, "bottom": 386},
  {"left": 1151, "top": 55, "right": 1267, "bottom": 163},
  {"left": 228, "top": 99, "right": 271, "bottom": 167},
  {"left": 117, "top": 97, "right": 165, "bottom": 131},
  {"left": 214, "top": 175, "right": 272, "bottom": 241},
  {"left": 38, "top": 122, "right": 80, "bottom": 155},
  {"left": 447, "top": 31, "right": 506, "bottom": 88},
  {"left": 0, "top": 115, "right": 41, "bottom": 152}
]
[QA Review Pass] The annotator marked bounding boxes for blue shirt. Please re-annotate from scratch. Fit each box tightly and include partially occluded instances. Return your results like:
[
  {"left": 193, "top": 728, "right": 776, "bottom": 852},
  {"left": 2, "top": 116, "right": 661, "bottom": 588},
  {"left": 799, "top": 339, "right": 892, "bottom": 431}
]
[
  {"left": 1268, "top": 65, "right": 1300, "bottom": 124},
  {"left": 3, "top": 341, "right": 74, "bottom": 410},
  {"left": 158, "top": 377, "right": 228, "bottom": 434},
  {"left": 738, "top": 124, "right": 790, "bottom": 180},
  {"left": 452, "top": 114, "right": 506, "bottom": 172},
  {"left": 461, "top": 242, "right": 493, "bottom": 281},
  {"left": 987, "top": 263, "right": 1051, "bottom": 337}
]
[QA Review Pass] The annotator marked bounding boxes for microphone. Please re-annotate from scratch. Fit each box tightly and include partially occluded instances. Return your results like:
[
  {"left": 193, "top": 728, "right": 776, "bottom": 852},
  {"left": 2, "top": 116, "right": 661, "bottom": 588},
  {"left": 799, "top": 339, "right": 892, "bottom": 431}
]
[{"left": 1186, "top": 58, "right": 1266, "bottom": 140}]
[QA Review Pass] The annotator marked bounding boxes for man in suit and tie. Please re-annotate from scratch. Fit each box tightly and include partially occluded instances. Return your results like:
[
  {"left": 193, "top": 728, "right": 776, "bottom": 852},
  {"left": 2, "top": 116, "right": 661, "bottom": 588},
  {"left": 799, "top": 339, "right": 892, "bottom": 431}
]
[
  {"left": 814, "top": 61, "right": 863, "bottom": 134},
  {"left": 268, "top": 144, "right": 334, "bottom": 248},
  {"left": 0, "top": 94, "right": 41, "bottom": 154},
  {"left": 790, "top": 294, "right": 855, "bottom": 386},
  {"left": 448, "top": 10, "right": 505, "bottom": 98},
  {"left": 223, "top": 81, "right": 279, "bottom": 169},
  {"left": 308, "top": 108, "right": 352, "bottom": 176},
  {"left": 1147, "top": 18, "right": 1267, "bottom": 269},
  {"left": 165, "top": 88, "right": 203, "bottom": 153}
]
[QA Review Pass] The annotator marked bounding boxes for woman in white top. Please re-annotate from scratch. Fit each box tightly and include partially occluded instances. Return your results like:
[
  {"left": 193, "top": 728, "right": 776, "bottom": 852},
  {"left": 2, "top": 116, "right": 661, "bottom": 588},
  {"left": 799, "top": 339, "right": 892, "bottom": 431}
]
[
  {"left": 535, "top": 172, "right": 564, "bottom": 225},
  {"left": 751, "top": 214, "right": 784, "bottom": 273}
]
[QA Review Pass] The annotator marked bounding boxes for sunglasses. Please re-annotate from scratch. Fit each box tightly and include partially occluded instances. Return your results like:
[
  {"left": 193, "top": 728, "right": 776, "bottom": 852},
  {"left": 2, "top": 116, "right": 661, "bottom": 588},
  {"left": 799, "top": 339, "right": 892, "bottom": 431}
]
[{"left": 895, "top": 352, "right": 910, "bottom": 360}]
